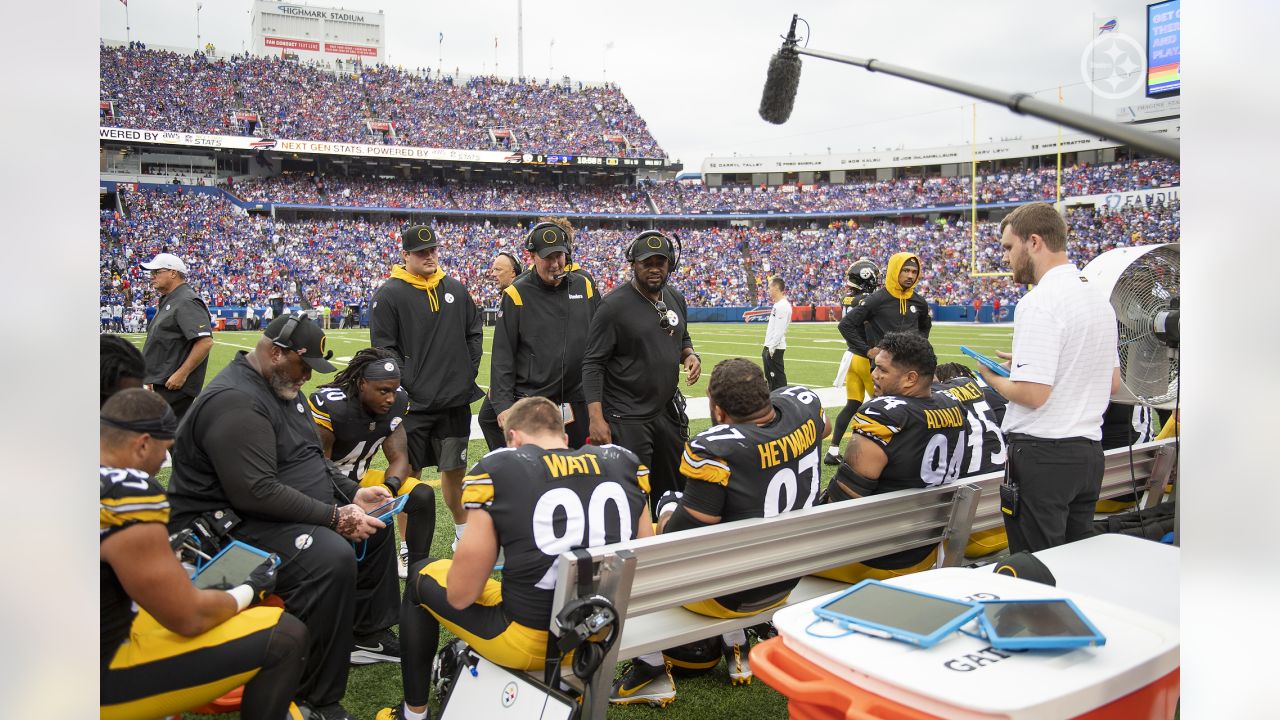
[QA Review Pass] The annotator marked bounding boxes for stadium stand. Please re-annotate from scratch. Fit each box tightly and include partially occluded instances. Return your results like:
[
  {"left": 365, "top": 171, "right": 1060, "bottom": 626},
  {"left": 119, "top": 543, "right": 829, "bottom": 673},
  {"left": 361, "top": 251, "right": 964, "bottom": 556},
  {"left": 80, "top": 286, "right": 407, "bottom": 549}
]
[
  {"left": 100, "top": 184, "right": 1178, "bottom": 312},
  {"left": 99, "top": 45, "right": 665, "bottom": 158}
]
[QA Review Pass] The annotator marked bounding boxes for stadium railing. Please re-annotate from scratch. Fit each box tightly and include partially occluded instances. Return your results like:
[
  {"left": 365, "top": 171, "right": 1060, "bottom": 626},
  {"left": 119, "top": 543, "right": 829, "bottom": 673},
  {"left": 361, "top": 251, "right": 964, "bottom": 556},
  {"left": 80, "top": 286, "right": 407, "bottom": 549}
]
[{"left": 549, "top": 438, "right": 1178, "bottom": 718}]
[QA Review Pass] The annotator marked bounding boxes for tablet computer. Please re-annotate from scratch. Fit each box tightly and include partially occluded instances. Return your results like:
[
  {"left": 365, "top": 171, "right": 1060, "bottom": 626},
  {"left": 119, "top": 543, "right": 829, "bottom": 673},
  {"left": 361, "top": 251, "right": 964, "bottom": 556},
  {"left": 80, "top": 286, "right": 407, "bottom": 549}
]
[
  {"left": 977, "top": 598, "right": 1106, "bottom": 650},
  {"left": 960, "top": 346, "right": 1010, "bottom": 377},
  {"left": 192, "top": 540, "right": 275, "bottom": 590},
  {"left": 369, "top": 494, "right": 409, "bottom": 523},
  {"left": 812, "top": 579, "right": 983, "bottom": 648}
]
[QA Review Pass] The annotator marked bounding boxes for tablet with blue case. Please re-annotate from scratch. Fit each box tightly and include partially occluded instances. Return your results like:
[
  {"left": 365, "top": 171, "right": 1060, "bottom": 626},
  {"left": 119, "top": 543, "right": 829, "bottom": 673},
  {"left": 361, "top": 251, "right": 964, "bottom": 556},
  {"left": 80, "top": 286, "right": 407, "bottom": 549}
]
[
  {"left": 976, "top": 598, "right": 1106, "bottom": 650},
  {"left": 813, "top": 579, "right": 983, "bottom": 648},
  {"left": 369, "top": 493, "right": 409, "bottom": 522},
  {"left": 960, "top": 346, "right": 1011, "bottom": 377},
  {"left": 192, "top": 540, "right": 275, "bottom": 589}
]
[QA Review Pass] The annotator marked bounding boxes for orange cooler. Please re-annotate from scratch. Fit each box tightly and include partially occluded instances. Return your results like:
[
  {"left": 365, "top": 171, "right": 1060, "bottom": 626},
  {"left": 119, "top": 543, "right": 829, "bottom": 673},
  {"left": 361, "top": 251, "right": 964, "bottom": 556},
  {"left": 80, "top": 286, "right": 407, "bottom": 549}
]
[{"left": 759, "top": 568, "right": 1179, "bottom": 720}]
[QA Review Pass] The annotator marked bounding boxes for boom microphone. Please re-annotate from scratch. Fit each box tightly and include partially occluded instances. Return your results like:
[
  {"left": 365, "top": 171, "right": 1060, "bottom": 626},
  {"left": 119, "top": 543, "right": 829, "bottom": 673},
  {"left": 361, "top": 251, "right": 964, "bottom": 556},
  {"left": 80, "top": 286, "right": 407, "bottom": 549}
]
[{"left": 758, "top": 15, "right": 803, "bottom": 124}]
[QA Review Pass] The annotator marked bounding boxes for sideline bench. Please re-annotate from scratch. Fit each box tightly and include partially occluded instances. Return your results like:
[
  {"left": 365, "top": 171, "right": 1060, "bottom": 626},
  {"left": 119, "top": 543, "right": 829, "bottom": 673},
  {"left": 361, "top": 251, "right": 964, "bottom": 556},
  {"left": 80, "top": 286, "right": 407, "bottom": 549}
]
[{"left": 549, "top": 439, "right": 1177, "bottom": 718}]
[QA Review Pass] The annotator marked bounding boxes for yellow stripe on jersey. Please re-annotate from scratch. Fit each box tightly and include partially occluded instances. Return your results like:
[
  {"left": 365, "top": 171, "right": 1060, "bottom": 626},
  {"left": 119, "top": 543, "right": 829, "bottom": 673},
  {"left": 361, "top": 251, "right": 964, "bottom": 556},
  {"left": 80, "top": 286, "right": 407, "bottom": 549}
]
[
  {"left": 584, "top": 278, "right": 595, "bottom": 299},
  {"left": 503, "top": 285, "right": 523, "bottom": 307},
  {"left": 679, "top": 446, "right": 731, "bottom": 487},
  {"left": 461, "top": 478, "right": 494, "bottom": 509},
  {"left": 635, "top": 464, "right": 651, "bottom": 494},
  {"left": 851, "top": 413, "right": 896, "bottom": 444},
  {"left": 306, "top": 397, "right": 334, "bottom": 431},
  {"left": 101, "top": 493, "right": 170, "bottom": 530}
]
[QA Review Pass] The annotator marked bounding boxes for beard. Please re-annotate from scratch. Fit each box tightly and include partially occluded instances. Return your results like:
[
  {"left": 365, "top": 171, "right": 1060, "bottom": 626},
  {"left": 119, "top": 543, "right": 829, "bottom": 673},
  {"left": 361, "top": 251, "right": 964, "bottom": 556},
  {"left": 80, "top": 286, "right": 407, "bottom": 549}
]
[
  {"left": 634, "top": 267, "right": 668, "bottom": 295},
  {"left": 267, "top": 365, "right": 305, "bottom": 400},
  {"left": 1012, "top": 255, "right": 1035, "bottom": 285}
]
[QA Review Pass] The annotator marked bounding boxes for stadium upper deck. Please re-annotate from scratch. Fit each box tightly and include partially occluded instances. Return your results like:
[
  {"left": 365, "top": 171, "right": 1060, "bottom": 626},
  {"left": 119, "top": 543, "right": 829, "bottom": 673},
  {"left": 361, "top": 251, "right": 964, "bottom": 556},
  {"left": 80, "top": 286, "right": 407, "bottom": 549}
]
[{"left": 99, "top": 44, "right": 665, "bottom": 158}]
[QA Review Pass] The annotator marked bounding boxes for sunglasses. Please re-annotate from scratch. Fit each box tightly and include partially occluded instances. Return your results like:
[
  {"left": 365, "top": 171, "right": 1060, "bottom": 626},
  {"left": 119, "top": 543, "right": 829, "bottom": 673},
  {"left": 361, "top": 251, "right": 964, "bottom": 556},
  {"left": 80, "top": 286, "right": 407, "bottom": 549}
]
[{"left": 655, "top": 300, "right": 673, "bottom": 335}]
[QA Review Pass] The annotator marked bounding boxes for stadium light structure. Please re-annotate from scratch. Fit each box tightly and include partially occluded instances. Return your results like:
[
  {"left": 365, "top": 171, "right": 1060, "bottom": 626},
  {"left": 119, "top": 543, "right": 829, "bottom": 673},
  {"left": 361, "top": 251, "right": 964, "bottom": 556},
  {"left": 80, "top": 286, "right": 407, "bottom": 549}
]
[{"left": 759, "top": 15, "right": 1180, "bottom": 161}]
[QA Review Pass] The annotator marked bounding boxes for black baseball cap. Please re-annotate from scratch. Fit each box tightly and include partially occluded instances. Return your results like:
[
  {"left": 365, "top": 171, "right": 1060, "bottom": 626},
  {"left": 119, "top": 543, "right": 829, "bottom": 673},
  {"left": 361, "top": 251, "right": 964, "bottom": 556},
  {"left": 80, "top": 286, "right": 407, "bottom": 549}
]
[
  {"left": 631, "top": 231, "right": 674, "bottom": 262},
  {"left": 401, "top": 225, "right": 439, "bottom": 253},
  {"left": 527, "top": 222, "right": 571, "bottom": 258},
  {"left": 264, "top": 314, "right": 337, "bottom": 373},
  {"left": 992, "top": 551, "right": 1057, "bottom": 586}
]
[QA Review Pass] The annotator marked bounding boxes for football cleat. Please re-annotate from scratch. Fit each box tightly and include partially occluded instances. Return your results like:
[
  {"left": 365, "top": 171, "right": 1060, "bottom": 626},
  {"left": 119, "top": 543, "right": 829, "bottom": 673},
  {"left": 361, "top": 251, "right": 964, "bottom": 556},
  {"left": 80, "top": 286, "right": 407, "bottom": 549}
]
[
  {"left": 723, "top": 641, "right": 753, "bottom": 685},
  {"left": 610, "top": 659, "right": 676, "bottom": 707},
  {"left": 823, "top": 448, "right": 842, "bottom": 466}
]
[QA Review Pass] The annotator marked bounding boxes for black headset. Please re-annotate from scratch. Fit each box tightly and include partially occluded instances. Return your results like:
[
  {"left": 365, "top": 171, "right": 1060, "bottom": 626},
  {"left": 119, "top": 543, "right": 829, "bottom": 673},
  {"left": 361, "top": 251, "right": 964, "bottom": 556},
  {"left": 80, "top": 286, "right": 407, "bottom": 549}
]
[
  {"left": 524, "top": 221, "right": 573, "bottom": 261},
  {"left": 496, "top": 251, "right": 523, "bottom": 276},
  {"left": 625, "top": 230, "right": 682, "bottom": 273},
  {"left": 552, "top": 549, "right": 620, "bottom": 680},
  {"left": 269, "top": 313, "right": 302, "bottom": 348}
]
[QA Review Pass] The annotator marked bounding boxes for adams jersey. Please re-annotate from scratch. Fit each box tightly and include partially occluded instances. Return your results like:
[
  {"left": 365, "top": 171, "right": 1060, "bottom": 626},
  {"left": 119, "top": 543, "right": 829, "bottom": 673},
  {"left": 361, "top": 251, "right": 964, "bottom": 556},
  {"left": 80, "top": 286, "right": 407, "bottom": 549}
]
[
  {"left": 100, "top": 466, "right": 170, "bottom": 667},
  {"left": 460, "top": 444, "right": 650, "bottom": 629},
  {"left": 933, "top": 376, "right": 1009, "bottom": 477},
  {"left": 849, "top": 392, "right": 966, "bottom": 493},
  {"left": 307, "top": 385, "right": 410, "bottom": 482},
  {"left": 678, "top": 385, "right": 826, "bottom": 611}
]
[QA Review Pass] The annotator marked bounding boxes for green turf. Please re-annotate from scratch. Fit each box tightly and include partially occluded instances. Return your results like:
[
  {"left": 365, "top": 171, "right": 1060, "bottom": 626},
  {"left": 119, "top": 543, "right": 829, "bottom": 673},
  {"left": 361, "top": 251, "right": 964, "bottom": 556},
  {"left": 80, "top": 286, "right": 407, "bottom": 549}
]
[{"left": 127, "top": 320, "right": 1013, "bottom": 719}]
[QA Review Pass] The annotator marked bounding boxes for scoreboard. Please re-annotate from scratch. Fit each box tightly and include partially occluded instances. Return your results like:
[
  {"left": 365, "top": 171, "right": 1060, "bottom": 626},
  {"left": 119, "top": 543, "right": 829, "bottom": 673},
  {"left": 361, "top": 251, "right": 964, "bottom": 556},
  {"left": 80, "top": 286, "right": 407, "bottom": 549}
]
[{"left": 1147, "top": 0, "right": 1181, "bottom": 97}]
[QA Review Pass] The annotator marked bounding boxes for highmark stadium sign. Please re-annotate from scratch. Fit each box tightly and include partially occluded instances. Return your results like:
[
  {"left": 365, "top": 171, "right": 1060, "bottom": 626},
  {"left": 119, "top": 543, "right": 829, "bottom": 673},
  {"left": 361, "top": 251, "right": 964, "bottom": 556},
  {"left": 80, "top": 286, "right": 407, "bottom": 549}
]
[{"left": 97, "top": 127, "right": 668, "bottom": 168}]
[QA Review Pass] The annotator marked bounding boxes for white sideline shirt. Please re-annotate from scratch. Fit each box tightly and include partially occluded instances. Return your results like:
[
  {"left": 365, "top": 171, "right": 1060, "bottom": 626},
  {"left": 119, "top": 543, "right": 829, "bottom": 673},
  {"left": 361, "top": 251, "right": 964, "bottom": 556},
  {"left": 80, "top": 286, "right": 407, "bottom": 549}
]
[
  {"left": 1002, "top": 263, "right": 1118, "bottom": 441},
  {"left": 765, "top": 297, "right": 792, "bottom": 351}
]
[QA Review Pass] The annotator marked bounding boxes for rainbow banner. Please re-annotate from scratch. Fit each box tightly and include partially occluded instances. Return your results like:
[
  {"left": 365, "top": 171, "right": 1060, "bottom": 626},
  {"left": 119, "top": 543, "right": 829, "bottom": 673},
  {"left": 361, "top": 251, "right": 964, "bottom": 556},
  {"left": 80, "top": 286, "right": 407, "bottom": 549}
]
[{"left": 1146, "top": 0, "right": 1181, "bottom": 96}]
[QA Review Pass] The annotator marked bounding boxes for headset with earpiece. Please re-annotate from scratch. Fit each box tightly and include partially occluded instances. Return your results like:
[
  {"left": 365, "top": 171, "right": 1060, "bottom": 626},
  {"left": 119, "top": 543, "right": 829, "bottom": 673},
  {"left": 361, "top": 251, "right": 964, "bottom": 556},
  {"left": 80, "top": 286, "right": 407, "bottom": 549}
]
[
  {"left": 551, "top": 549, "right": 620, "bottom": 680},
  {"left": 625, "top": 230, "right": 682, "bottom": 273},
  {"left": 524, "top": 221, "right": 573, "bottom": 260}
]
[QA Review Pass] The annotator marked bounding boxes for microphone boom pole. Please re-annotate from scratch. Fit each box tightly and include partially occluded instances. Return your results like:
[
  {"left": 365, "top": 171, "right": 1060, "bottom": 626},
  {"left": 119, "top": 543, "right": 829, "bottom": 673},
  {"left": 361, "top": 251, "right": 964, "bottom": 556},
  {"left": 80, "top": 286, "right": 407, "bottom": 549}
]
[{"left": 790, "top": 45, "right": 1179, "bottom": 160}]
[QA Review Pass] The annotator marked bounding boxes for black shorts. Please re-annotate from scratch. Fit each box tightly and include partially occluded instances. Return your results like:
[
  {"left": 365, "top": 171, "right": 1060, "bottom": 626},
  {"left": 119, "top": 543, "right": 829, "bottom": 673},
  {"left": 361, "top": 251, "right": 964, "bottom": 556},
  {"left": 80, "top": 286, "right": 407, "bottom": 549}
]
[{"left": 404, "top": 406, "right": 471, "bottom": 472}]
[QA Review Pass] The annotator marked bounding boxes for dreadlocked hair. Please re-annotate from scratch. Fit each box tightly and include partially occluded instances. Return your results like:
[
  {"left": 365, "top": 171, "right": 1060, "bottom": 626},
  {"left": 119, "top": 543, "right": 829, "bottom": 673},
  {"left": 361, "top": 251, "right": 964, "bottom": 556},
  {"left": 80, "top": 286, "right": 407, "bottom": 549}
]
[
  {"left": 324, "top": 347, "right": 400, "bottom": 397},
  {"left": 101, "top": 334, "right": 146, "bottom": 407}
]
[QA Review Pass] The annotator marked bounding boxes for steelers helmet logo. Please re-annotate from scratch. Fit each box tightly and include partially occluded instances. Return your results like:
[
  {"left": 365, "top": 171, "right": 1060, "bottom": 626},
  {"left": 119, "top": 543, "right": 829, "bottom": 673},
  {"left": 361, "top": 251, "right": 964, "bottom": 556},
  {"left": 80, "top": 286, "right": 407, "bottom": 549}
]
[
  {"left": 541, "top": 228, "right": 560, "bottom": 244},
  {"left": 859, "top": 267, "right": 873, "bottom": 280},
  {"left": 646, "top": 235, "right": 664, "bottom": 249}
]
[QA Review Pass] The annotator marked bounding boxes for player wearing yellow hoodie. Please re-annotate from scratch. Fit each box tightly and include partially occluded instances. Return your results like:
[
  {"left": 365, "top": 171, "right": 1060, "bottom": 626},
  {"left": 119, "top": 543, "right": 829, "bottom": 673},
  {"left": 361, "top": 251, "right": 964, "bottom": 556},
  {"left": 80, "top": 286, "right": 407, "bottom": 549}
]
[{"left": 840, "top": 252, "right": 932, "bottom": 362}]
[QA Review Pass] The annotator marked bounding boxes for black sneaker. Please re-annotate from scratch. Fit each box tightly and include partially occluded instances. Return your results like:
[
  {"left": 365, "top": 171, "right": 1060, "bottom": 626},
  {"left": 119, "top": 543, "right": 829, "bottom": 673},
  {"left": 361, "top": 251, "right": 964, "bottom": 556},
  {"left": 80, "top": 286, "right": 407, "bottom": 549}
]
[
  {"left": 823, "top": 449, "right": 842, "bottom": 466},
  {"left": 610, "top": 658, "right": 676, "bottom": 707},
  {"left": 298, "top": 702, "right": 357, "bottom": 720},
  {"left": 351, "top": 628, "right": 401, "bottom": 665}
]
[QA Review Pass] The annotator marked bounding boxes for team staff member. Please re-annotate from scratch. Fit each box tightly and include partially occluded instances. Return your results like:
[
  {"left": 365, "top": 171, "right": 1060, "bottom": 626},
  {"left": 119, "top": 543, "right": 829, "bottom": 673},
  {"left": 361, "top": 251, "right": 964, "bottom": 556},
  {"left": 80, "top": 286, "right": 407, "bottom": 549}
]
[
  {"left": 168, "top": 315, "right": 389, "bottom": 720},
  {"left": 491, "top": 222, "right": 601, "bottom": 448},
  {"left": 826, "top": 259, "right": 880, "bottom": 464},
  {"left": 817, "top": 332, "right": 965, "bottom": 581},
  {"left": 540, "top": 215, "right": 596, "bottom": 286},
  {"left": 761, "top": 277, "right": 792, "bottom": 390},
  {"left": 379, "top": 397, "right": 652, "bottom": 720},
  {"left": 140, "top": 252, "right": 213, "bottom": 419},
  {"left": 370, "top": 225, "right": 484, "bottom": 550},
  {"left": 979, "top": 202, "right": 1119, "bottom": 554},
  {"left": 582, "top": 230, "right": 702, "bottom": 502},
  {"left": 611, "top": 359, "right": 831, "bottom": 706},
  {"left": 309, "top": 348, "right": 437, "bottom": 659},
  {"left": 100, "top": 389, "right": 306, "bottom": 720},
  {"left": 478, "top": 251, "right": 523, "bottom": 451}
]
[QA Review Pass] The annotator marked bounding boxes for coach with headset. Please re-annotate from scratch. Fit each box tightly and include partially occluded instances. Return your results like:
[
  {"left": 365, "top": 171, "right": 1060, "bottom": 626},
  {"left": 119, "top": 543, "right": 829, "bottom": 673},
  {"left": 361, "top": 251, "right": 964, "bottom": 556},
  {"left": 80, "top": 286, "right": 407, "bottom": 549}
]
[
  {"left": 489, "top": 222, "right": 600, "bottom": 448},
  {"left": 582, "top": 230, "right": 701, "bottom": 502}
]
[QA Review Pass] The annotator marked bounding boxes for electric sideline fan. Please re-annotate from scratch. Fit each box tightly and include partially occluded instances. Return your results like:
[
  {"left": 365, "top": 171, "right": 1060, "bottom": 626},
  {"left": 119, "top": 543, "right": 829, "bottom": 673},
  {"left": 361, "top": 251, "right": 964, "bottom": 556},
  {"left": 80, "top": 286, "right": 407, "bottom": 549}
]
[{"left": 1080, "top": 243, "right": 1180, "bottom": 409}]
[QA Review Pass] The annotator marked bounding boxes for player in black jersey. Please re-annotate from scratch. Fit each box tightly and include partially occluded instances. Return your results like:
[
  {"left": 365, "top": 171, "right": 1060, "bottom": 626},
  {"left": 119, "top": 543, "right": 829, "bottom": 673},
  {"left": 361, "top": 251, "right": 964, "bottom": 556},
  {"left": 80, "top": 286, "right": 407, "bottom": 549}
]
[
  {"left": 816, "top": 332, "right": 966, "bottom": 583},
  {"left": 309, "top": 347, "right": 437, "bottom": 664},
  {"left": 826, "top": 258, "right": 880, "bottom": 465},
  {"left": 611, "top": 358, "right": 831, "bottom": 706},
  {"left": 100, "top": 389, "right": 305, "bottom": 720},
  {"left": 379, "top": 397, "right": 652, "bottom": 720}
]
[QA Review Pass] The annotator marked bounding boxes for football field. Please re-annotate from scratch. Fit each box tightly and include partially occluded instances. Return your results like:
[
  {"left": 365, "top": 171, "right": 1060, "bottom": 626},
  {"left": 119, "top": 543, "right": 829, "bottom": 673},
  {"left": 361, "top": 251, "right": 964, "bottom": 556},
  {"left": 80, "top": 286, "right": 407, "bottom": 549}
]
[{"left": 121, "top": 320, "right": 1012, "bottom": 719}]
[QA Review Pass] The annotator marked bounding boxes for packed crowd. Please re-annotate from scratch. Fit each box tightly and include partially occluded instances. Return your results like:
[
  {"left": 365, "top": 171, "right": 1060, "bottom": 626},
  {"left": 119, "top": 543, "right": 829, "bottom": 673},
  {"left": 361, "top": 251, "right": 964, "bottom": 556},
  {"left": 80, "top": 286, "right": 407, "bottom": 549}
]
[
  {"left": 227, "top": 158, "right": 1177, "bottom": 216},
  {"left": 102, "top": 186, "right": 1178, "bottom": 314},
  {"left": 100, "top": 45, "right": 665, "bottom": 158}
]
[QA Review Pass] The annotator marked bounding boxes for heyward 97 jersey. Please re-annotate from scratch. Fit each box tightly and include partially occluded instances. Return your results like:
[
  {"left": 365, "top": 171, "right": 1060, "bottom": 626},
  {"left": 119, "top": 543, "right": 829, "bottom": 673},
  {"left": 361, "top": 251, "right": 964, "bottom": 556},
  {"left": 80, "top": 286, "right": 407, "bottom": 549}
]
[
  {"left": 849, "top": 391, "right": 966, "bottom": 492},
  {"left": 308, "top": 385, "right": 410, "bottom": 482},
  {"left": 680, "top": 385, "right": 827, "bottom": 522},
  {"left": 933, "top": 376, "right": 1008, "bottom": 477},
  {"left": 460, "top": 443, "right": 650, "bottom": 629}
]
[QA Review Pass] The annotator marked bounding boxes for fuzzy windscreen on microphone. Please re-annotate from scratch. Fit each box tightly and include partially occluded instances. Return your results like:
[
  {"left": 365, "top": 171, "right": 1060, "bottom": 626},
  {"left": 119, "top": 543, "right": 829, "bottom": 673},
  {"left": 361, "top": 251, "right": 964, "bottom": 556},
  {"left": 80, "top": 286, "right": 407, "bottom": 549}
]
[{"left": 758, "top": 47, "right": 802, "bottom": 124}]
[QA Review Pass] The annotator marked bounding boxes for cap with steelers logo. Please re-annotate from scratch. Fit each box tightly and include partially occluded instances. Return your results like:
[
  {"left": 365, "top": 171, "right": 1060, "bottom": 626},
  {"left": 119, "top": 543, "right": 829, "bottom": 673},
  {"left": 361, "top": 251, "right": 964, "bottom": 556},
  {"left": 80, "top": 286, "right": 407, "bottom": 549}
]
[
  {"left": 264, "top": 314, "right": 336, "bottom": 373},
  {"left": 401, "top": 225, "right": 440, "bottom": 253},
  {"left": 631, "top": 231, "right": 675, "bottom": 262},
  {"left": 527, "top": 222, "right": 571, "bottom": 258}
]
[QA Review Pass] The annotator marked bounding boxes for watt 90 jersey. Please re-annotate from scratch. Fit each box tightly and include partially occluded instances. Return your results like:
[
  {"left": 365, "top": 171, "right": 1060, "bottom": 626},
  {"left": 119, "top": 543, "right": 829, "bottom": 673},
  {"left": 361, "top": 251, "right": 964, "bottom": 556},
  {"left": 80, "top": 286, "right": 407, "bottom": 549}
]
[
  {"left": 307, "top": 385, "right": 410, "bottom": 482},
  {"left": 680, "top": 386, "right": 826, "bottom": 522},
  {"left": 933, "top": 376, "right": 1008, "bottom": 477},
  {"left": 849, "top": 391, "right": 966, "bottom": 492},
  {"left": 460, "top": 444, "right": 650, "bottom": 629}
]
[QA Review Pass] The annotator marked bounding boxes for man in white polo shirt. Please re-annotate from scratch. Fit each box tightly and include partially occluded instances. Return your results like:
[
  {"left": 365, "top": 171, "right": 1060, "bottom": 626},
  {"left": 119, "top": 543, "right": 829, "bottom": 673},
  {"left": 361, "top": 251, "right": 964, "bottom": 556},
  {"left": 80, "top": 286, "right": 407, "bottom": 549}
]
[
  {"left": 761, "top": 277, "right": 792, "bottom": 390},
  {"left": 978, "top": 202, "right": 1120, "bottom": 554}
]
